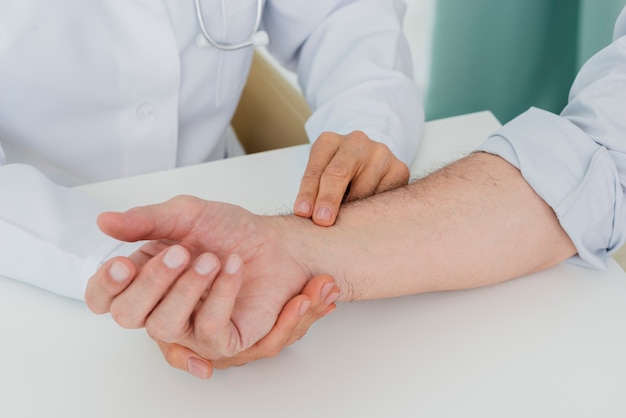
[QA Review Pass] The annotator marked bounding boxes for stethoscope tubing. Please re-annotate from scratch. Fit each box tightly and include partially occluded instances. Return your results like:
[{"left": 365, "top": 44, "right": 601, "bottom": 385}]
[{"left": 194, "top": 0, "right": 266, "bottom": 50}]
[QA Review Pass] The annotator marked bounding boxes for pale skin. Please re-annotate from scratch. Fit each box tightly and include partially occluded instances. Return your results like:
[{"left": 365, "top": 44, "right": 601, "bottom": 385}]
[
  {"left": 152, "top": 274, "right": 338, "bottom": 379},
  {"left": 86, "top": 129, "right": 406, "bottom": 378},
  {"left": 86, "top": 152, "right": 577, "bottom": 376},
  {"left": 90, "top": 246, "right": 339, "bottom": 379},
  {"left": 295, "top": 131, "right": 410, "bottom": 226}
]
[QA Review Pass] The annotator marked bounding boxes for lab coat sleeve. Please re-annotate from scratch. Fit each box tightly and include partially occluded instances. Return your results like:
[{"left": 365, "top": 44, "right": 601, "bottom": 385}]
[
  {"left": 0, "top": 164, "right": 126, "bottom": 300},
  {"left": 476, "top": 7, "right": 626, "bottom": 269},
  {"left": 263, "top": 0, "right": 423, "bottom": 165}
]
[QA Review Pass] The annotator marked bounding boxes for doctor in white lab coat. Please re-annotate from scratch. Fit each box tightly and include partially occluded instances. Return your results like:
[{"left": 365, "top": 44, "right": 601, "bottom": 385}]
[{"left": 0, "top": 0, "right": 422, "bottom": 299}]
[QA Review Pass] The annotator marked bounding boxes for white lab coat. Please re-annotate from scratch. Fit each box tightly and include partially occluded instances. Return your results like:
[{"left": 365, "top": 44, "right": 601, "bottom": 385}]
[{"left": 0, "top": 0, "right": 422, "bottom": 299}]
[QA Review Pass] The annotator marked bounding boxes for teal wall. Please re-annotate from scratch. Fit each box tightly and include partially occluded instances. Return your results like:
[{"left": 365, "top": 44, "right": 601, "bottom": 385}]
[{"left": 424, "top": 0, "right": 626, "bottom": 123}]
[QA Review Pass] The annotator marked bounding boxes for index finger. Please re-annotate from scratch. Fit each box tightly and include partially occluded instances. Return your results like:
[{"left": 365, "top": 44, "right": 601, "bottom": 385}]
[
  {"left": 294, "top": 133, "right": 341, "bottom": 219},
  {"left": 311, "top": 148, "right": 364, "bottom": 226}
]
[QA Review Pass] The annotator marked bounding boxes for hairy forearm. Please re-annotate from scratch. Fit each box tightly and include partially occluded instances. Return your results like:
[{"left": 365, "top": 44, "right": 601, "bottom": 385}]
[{"left": 280, "top": 152, "right": 576, "bottom": 301}]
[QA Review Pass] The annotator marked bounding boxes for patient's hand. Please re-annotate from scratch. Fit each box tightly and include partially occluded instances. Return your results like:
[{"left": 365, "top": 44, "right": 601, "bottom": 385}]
[
  {"left": 85, "top": 198, "right": 342, "bottom": 369},
  {"left": 85, "top": 198, "right": 314, "bottom": 359},
  {"left": 294, "top": 130, "right": 409, "bottom": 226},
  {"left": 155, "top": 274, "right": 338, "bottom": 379}
]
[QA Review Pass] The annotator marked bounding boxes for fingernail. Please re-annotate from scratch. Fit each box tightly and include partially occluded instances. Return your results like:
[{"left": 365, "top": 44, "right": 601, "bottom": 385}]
[
  {"left": 298, "top": 300, "right": 311, "bottom": 317},
  {"left": 224, "top": 254, "right": 242, "bottom": 275},
  {"left": 163, "top": 245, "right": 187, "bottom": 269},
  {"left": 194, "top": 253, "right": 218, "bottom": 275},
  {"left": 187, "top": 357, "right": 210, "bottom": 379},
  {"left": 109, "top": 261, "right": 129, "bottom": 282},
  {"left": 324, "top": 292, "right": 340, "bottom": 306},
  {"left": 320, "top": 282, "right": 334, "bottom": 299},
  {"left": 296, "top": 201, "right": 312, "bottom": 215},
  {"left": 315, "top": 207, "right": 332, "bottom": 222}
]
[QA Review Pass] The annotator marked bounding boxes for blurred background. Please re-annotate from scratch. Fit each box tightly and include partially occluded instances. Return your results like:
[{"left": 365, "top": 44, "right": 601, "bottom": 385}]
[{"left": 262, "top": 0, "right": 626, "bottom": 124}]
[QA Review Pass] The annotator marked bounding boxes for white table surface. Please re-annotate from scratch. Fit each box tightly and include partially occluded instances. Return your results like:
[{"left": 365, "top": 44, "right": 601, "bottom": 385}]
[{"left": 2, "top": 112, "right": 626, "bottom": 417}]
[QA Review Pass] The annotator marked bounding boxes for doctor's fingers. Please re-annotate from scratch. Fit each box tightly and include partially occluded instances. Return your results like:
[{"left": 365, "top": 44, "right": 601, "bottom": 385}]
[
  {"left": 212, "top": 294, "right": 313, "bottom": 369},
  {"left": 155, "top": 340, "right": 214, "bottom": 380},
  {"left": 344, "top": 153, "right": 410, "bottom": 202},
  {"left": 156, "top": 275, "right": 341, "bottom": 378},
  {"left": 178, "top": 254, "right": 245, "bottom": 359},
  {"left": 108, "top": 244, "right": 191, "bottom": 329},
  {"left": 145, "top": 253, "right": 222, "bottom": 343},
  {"left": 277, "top": 274, "right": 339, "bottom": 348},
  {"left": 213, "top": 274, "right": 340, "bottom": 370},
  {"left": 313, "top": 139, "right": 409, "bottom": 222},
  {"left": 294, "top": 132, "right": 344, "bottom": 220},
  {"left": 312, "top": 133, "right": 400, "bottom": 226},
  {"left": 295, "top": 132, "right": 364, "bottom": 226}
]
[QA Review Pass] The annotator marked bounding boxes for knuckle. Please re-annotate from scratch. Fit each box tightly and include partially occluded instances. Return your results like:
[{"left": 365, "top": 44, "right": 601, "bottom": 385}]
[
  {"left": 174, "top": 278, "right": 201, "bottom": 300},
  {"left": 145, "top": 316, "right": 175, "bottom": 343},
  {"left": 83, "top": 293, "right": 105, "bottom": 314},
  {"left": 171, "top": 194, "right": 201, "bottom": 213},
  {"left": 196, "top": 320, "right": 220, "bottom": 343},
  {"left": 323, "top": 164, "right": 350, "bottom": 181},
  {"left": 184, "top": 282, "right": 207, "bottom": 303},
  {"left": 302, "top": 165, "right": 326, "bottom": 180},
  {"left": 143, "top": 263, "right": 173, "bottom": 288},
  {"left": 346, "top": 130, "right": 369, "bottom": 144},
  {"left": 171, "top": 194, "right": 195, "bottom": 205},
  {"left": 363, "top": 142, "right": 392, "bottom": 162},
  {"left": 315, "top": 131, "right": 340, "bottom": 145},
  {"left": 390, "top": 163, "right": 410, "bottom": 185},
  {"left": 110, "top": 305, "right": 140, "bottom": 329}
]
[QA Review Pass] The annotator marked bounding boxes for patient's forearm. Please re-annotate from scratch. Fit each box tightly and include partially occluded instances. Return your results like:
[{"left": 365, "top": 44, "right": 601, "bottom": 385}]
[{"left": 280, "top": 152, "right": 576, "bottom": 301}]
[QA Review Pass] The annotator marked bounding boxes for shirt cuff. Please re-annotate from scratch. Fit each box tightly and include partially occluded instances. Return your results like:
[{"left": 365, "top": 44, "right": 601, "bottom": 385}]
[{"left": 476, "top": 107, "right": 624, "bottom": 269}]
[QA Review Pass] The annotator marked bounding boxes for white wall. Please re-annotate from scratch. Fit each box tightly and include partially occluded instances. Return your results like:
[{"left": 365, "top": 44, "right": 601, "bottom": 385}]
[{"left": 403, "top": 0, "right": 435, "bottom": 99}]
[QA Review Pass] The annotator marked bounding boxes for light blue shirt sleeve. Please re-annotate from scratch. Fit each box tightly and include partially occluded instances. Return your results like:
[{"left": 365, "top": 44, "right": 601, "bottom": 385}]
[{"left": 476, "top": 7, "right": 626, "bottom": 269}]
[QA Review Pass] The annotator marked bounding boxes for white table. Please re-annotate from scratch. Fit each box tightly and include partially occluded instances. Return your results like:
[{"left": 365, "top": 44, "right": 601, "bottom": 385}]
[{"left": 2, "top": 112, "right": 626, "bottom": 417}]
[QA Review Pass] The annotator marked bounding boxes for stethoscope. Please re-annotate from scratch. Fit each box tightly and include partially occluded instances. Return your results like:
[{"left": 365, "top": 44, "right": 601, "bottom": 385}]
[{"left": 194, "top": 0, "right": 269, "bottom": 50}]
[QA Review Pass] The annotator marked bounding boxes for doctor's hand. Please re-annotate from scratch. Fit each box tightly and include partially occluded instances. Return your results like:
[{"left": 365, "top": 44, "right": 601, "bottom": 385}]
[
  {"left": 154, "top": 274, "right": 338, "bottom": 379},
  {"left": 294, "top": 131, "right": 409, "bottom": 226},
  {"left": 85, "top": 196, "right": 329, "bottom": 360}
]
